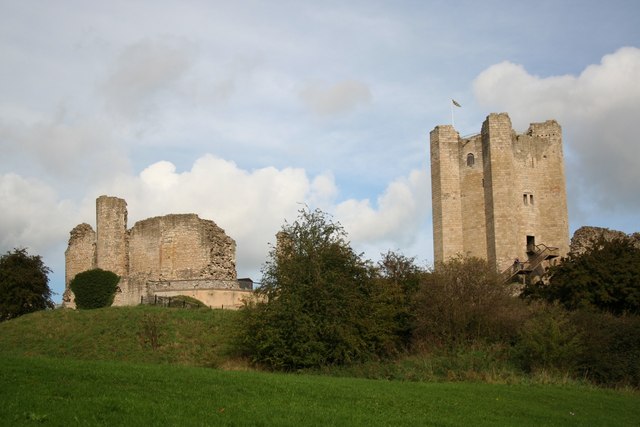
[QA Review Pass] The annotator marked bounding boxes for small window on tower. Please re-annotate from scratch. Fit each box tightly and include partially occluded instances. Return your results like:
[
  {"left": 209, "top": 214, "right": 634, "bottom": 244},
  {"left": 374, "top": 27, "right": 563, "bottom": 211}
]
[
  {"left": 530, "top": 194, "right": 534, "bottom": 205},
  {"left": 523, "top": 194, "right": 528, "bottom": 205},
  {"left": 466, "top": 153, "right": 475, "bottom": 167}
]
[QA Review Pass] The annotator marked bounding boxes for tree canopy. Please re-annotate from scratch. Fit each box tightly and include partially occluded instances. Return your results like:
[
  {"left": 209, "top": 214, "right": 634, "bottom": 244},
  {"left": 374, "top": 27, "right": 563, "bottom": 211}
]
[
  {"left": 0, "top": 248, "right": 54, "bottom": 321},
  {"left": 238, "top": 208, "right": 406, "bottom": 370},
  {"left": 523, "top": 237, "right": 640, "bottom": 315}
]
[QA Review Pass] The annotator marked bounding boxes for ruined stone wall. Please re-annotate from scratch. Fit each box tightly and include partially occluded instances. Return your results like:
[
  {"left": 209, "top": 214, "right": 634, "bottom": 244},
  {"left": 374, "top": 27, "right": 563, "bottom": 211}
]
[
  {"left": 153, "top": 289, "right": 251, "bottom": 309},
  {"left": 431, "top": 113, "right": 570, "bottom": 272},
  {"left": 63, "top": 223, "right": 96, "bottom": 308},
  {"left": 64, "top": 196, "right": 240, "bottom": 308},
  {"left": 570, "top": 226, "right": 640, "bottom": 255},
  {"left": 128, "top": 214, "right": 236, "bottom": 282}
]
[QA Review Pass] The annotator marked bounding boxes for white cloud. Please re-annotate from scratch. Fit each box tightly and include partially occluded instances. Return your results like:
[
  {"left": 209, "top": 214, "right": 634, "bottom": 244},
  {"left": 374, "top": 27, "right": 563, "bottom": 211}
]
[
  {"left": 93, "top": 155, "right": 319, "bottom": 278},
  {"left": 336, "top": 169, "right": 430, "bottom": 245},
  {"left": 0, "top": 110, "right": 128, "bottom": 185},
  {"left": 300, "top": 80, "right": 372, "bottom": 116},
  {"left": 0, "top": 173, "right": 85, "bottom": 255},
  {"left": 473, "top": 47, "right": 640, "bottom": 219},
  {"left": 75, "top": 154, "right": 428, "bottom": 281}
]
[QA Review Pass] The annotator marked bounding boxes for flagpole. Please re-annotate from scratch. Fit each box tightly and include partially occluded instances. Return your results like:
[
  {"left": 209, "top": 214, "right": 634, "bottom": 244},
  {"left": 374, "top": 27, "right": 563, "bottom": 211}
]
[
  {"left": 451, "top": 101, "right": 454, "bottom": 128},
  {"left": 451, "top": 99, "right": 461, "bottom": 128}
]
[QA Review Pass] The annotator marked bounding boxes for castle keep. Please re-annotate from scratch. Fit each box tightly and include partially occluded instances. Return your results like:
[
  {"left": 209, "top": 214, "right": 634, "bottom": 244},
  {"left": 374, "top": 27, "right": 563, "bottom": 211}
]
[
  {"left": 430, "top": 113, "right": 569, "bottom": 278},
  {"left": 64, "top": 196, "right": 252, "bottom": 308}
]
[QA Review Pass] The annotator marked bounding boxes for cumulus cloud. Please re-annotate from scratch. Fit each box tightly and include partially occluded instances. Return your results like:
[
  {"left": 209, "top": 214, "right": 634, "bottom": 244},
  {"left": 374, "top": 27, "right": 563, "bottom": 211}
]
[
  {"left": 78, "top": 154, "right": 428, "bottom": 281},
  {"left": 299, "top": 79, "right": 372, "bottom": 116},
  {"left": 473, "top": 47, "right": 640, "bottom": 219},
  {"left": 0, "top": 173, "right": 92, "bottom": 265},
  {"left": 91, "top": 155, "right": 325, "bottom": 278},
  {"left": 335, "top": 169, "right": 430, "bottom": 245}
]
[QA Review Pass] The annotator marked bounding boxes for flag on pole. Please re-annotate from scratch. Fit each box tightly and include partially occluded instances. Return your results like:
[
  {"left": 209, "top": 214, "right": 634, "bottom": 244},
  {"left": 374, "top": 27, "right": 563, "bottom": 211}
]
[{"left": 452, "top": 99, "right": 462, "bottom": 108}]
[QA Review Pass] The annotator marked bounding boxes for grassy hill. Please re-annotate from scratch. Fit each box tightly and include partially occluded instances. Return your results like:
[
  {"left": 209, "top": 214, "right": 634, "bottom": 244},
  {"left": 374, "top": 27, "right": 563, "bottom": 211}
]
[
  {"left": 0, "top": 306, "right": 243, "bottom": 368},
  {"left": 1, "top": 306, "right": 639, "bottom": 425}
]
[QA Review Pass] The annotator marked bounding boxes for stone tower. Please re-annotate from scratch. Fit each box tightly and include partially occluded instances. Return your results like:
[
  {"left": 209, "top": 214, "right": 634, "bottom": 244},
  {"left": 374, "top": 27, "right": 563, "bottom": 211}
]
[
  {"left": 430, "top": 113, "right": 569, "bottom": 278},
  {"left": 95, "top": 195, "right": 128, "bottom": 277}
]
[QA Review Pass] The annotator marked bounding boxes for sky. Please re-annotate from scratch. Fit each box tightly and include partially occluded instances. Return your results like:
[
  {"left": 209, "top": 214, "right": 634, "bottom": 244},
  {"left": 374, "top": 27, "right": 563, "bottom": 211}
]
[{"left": 1, "top": 0, "right": 639, "bottom": 302}]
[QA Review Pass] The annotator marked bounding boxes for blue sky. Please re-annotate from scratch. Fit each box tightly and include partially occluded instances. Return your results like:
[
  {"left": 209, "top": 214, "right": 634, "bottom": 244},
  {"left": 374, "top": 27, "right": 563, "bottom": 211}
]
[{"left": 1, "top": 1, "right": 639, "bottom": 301}]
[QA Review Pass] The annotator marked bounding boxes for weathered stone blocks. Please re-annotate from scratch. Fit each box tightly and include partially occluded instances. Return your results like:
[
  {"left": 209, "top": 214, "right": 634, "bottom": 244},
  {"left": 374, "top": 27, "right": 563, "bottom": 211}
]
[
  {"left": 64, "top": 196, "right": 249, "bottom": 308},
  {"left": 430, "top": 113, "right": 570, "bottom": 274}
]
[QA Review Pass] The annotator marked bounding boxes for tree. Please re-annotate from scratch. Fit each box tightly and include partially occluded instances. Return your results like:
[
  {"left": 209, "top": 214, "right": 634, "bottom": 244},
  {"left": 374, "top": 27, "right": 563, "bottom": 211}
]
[
  {"left": 70, "top": 268, "right": 119, "bottom": 309},
  {"left": 238, "top": 208, "right": 404, "bottom": 370},
  {"left": 413, "top": 256, "right": 526, "bottom": 346},
  {"left": 0, "top": 248, "right": 54, "bottom": 321},
  {"left": 374, "top": 251, "right": 423, "bottom": 346},
  {"left": 522, "top": 237, "right": 640, "bottom": 314}
]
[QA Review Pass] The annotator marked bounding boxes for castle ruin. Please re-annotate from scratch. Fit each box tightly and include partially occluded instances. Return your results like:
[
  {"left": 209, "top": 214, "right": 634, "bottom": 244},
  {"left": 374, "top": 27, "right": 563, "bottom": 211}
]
[
  {"left": 430, "top": 113, "right": 570, "bottom": 280},
  {"left": 63, "top": 195, "right": 252, "bottom": 308}
]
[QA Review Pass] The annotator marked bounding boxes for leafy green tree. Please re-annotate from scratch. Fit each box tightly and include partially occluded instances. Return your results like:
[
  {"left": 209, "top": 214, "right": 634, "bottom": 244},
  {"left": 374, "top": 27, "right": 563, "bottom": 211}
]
[
  {"left": 374, "top": 251, "right": 423, "bottom": 346},
  {"left": 238, "top": 208, "right": 404, "bottom": 370},
  {"left": 523, "top": 237, "right": 640, "bottom": 314},
  {"left": 413, "top": 256, "right": 526, "bottom": 346},
  {"left": 0, "top": 248, "right": 54, "bottom": 321},
  {"left": 70, "top": 268, "right": 119, "bottom": 309}
]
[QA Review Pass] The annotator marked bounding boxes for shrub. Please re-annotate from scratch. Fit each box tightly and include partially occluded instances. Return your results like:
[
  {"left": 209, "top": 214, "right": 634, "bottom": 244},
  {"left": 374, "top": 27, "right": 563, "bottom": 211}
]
[
  {"left": 412, "top": 256, "right": 527, "bottom": 347},
  {"left": 513, "top": 304, "right": 582, "bottom": 374},
  {"left": 571, "top": 310, "right": 640, "bottom": 388},
  {"left": 523, "top": 236, "right": 640, "bottom": 314},
  {"left": 70, "top": 269, "right": 119, "bottom": 309}
]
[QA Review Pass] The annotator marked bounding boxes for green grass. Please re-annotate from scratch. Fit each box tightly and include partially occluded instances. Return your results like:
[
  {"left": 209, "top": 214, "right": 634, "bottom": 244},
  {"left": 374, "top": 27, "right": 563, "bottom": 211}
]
[
  {"left": 1, "top": 307, "right": 639, "bottom": 425},
  {"left": 0, "top": 306, "right": 242, "bottom": 367},
  {"left": 1, "top": 354, "right": 638, "bottom": 426}
]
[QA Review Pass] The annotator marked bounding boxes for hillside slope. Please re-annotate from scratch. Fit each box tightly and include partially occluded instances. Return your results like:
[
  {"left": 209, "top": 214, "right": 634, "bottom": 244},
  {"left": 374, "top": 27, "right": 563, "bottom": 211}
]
[{"left": 0, "top": 306, "right": 241, "bottom": 367}]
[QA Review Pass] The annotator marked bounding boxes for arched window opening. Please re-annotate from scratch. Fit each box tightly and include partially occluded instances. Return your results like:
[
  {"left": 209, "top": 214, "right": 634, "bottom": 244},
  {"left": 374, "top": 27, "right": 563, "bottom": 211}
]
[{"left": 466, "top": 153, "right": 475, "bottom": 167}]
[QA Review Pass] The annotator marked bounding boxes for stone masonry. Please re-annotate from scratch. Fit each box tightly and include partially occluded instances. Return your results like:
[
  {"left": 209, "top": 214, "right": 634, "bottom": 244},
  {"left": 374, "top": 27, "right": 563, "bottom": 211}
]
[
  {"left": 430, "top": 113, "right": 570, "bottom": 275},
  {"left": 570, "top": 226, "right": 640, "bottom": 255},
  {"left": 63, "top": 195, "right": 250, "bottom": 309}
]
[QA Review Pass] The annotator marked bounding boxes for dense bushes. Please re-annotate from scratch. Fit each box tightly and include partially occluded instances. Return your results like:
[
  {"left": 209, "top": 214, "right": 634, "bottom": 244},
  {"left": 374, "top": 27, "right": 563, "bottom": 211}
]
[
  {"left": 70, "top": 269, "right": 120, "bottom": 309},
  {"left": 413, "top": 257, "right": 526, "bottom": 346},
  {"left": 523, "top": 237, "right": 640, "bottom": 314},
  {"left": 571, "top": 310, "right": 640, "bottom": 387},
  {"left": 238, "top": 209, "right": 407, "bottom": 370},
  {"left": 514, "top": 304, "right": 582, "bottom": 373},
  {"left": 516, "top": 236, "right": 640, "bottom": 387},
  {"left": 236, "top": 210, "right": 640, "bottom": 388}
]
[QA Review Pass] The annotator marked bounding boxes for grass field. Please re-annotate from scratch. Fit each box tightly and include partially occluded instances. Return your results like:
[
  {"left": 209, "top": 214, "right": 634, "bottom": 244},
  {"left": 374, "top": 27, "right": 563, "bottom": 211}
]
[
  {"left": 1, "top": 307, "right": 638, "bottom": 425},
  {"left": 0, "top": 306, "right": 241, "bottom": 367},
  {"left": 1, "top": 354, "right": 639, "bottom": 426}
]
